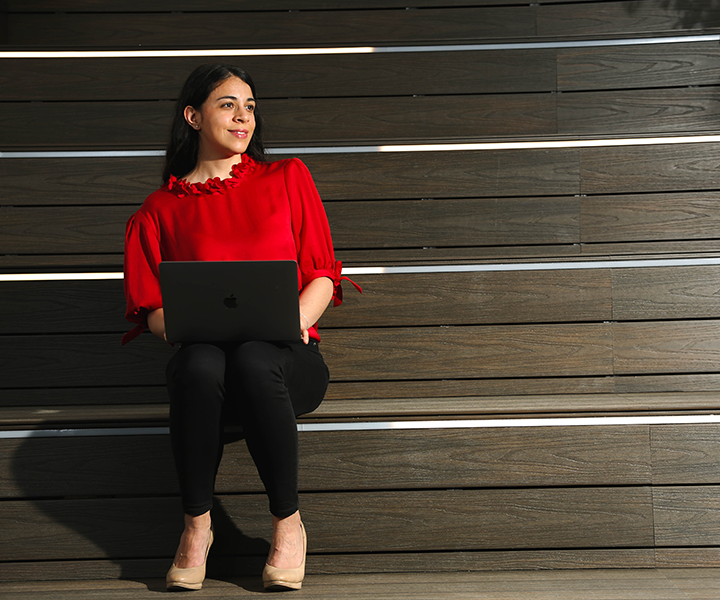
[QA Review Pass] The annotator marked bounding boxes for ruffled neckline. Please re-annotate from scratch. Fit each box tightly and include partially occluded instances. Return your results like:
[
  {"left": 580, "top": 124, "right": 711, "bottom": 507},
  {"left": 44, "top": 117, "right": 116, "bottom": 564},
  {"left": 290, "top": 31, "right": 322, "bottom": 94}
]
[{"left": 165, "top": 155, "right": 256, "bottom": 197}]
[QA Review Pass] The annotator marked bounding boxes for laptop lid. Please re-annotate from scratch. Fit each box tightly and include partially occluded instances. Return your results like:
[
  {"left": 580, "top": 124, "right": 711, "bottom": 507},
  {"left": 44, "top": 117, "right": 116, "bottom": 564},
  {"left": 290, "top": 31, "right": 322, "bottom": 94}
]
[{"left": 159, "top": 260, "right": 301, "bottom": 344}]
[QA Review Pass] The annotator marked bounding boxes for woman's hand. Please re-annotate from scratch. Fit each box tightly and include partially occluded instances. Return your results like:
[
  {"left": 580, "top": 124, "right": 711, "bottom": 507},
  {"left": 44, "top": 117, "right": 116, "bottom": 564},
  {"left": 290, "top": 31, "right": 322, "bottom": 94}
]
[
  {"left": 298, "top": 277, "right": 334, "bottom": 344},
  {"left": 147, "top": 307, "right": 168, "bottom": 342}
]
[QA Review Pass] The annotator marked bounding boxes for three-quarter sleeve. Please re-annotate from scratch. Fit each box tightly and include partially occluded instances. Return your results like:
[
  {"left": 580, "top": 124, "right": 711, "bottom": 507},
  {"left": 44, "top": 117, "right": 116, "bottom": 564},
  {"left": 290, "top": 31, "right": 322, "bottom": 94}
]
[
  {"left": 122, "top": 209, "right": 163, "bottom": 344},
  {"left": 284, "top": 158, "right": 360, "bottom": 306}
]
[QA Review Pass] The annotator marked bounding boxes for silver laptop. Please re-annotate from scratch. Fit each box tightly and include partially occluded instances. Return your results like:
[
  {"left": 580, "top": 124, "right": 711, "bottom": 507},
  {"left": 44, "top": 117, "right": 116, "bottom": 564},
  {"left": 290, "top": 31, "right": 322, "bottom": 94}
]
[{"left": 159, "top": 260, "right": 301, "bottom": 343}]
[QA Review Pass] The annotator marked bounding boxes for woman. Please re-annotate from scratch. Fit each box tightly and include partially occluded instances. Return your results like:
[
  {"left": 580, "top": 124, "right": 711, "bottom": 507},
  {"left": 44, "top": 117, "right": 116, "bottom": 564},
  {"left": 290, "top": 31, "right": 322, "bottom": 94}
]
[{"left": 122, "top": 64, "right": 355, "bottom": 591}]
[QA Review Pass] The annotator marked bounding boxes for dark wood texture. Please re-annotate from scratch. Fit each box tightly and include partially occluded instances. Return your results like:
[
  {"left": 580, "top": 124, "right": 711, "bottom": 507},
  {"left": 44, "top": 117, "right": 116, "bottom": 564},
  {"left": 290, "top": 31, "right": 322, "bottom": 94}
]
[
  {"left": 580, "top": 192, "right": 720, "bottom": 243},
  {"left": 654, "top": 486, "right": 720, "bottom": 547},
  {"left": 0, "top": 425, "right": 652, "bottom": 498},
  {"left": 0, "top": 487, "right": 654, "bottom": 560},
  {"left": 651, "top": 424, "right": 720, "bottom": 485},
  {"left": 7, "top": 88, "right": 720, "bottom": 149},
  {"left": 0, "top": 94, "right": 559, "bottom": 148},
  {"left": 0, "top": 51, "right": 557, "bottom": 102},
  {"left": 614, "top": 321, "right": 720, "bottom": 375},
  {"left": 0, "top": 270, "right": 612, "bottom": 334},
  {"left": 613, "top": 266, "right": 720, "bottom": 321},
  {"left": 538, "top": 1, "right": 720, "bottom": 37},
  {"left": 5, "top": 7, "right": 535, "bottom": 47},
  {"left": 558, "top": 41, "right": 720, "bottom": 91},
  {"left": 5, "top": 0, "right": 608, "bottom": 10}
]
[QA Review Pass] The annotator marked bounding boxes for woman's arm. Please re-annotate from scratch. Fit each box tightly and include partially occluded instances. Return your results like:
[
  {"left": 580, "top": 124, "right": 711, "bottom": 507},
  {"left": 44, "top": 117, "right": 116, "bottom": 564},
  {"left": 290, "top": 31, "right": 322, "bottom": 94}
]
[
  {"left": 299, "top": 277, "right": 334, "bottom": 344},
  {"left": 147, "top": 307, "right": 167, "bottom": 342}
]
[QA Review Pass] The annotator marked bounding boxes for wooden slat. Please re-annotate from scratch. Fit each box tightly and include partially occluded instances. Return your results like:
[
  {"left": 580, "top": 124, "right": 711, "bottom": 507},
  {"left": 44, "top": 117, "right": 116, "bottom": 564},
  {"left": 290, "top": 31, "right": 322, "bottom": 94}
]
[
  {"left": 558, "top": 42, "right": 720, "bottom": 91},
  {"left": 6, "top": 0, "right": 605, "bottom": 11},
  {"left": 0, "top": 50, "right": 557, "bottom": 102},
  {"left": 613, "top": 266, "right": 720, "bottom": 321},
  {"left": 651, "top": 424, "right": 720, "bottom": 485},
  {"left": 327, "top": 197, "right": 579, "bottom": 248},
  {"left": 654, "top": 486, "right": 720, "bottom": 547},
  {"left": 613, "top": 321, "right": 720, "bottom": 375},
  {"left": 3, "top": 390, "right": 720, "bottom": 426},
  {"left": 6, "top": 7, "right": 536, "bottom": 47},
  {"left": 0, "top": 425, "right": 652, "bottom": 498},
  {"left": 0, "top": 150, "right": 582, "bottom": 206},
  {"left": 0, "top": 324, "right": 613, "bottom": 388},
  {"left": 0, "top": 487, "right": 654, "bottom": 560},
  {"left": 322, "top": 323, "right": 613, "bottom": 381},
  {"left": 7, "top": 143, "right": 720, "bottom": 208},
  {"left": 0, "top": 270, "right": 612, "bottom": 334},
  {"left": 538, "top": 1, "right": 720, "bottom": 37},
  {"left": 7, "top": 88, "right": 720, "bottom": 149},
  {"left": 579, "top": 142, "right": 720, "bottom": 195},
  {"left": 0, "top": 549, "right": 658, "bottom": 583},
  {"left": 557, "top": 87, "right": 720, "bottom": 136},
  {"left": 581, "top": 192, "right": 720, "bottom": 243},
  {"left": 1, "top": 93, "right": 557, "bottom": 149}
]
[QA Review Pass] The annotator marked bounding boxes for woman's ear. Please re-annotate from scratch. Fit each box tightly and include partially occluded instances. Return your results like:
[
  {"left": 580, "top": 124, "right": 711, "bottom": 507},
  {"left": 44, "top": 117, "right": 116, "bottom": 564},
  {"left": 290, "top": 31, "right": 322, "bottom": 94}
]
[{"left": 184, "top": 106, "right": 201, "bottom": 130}]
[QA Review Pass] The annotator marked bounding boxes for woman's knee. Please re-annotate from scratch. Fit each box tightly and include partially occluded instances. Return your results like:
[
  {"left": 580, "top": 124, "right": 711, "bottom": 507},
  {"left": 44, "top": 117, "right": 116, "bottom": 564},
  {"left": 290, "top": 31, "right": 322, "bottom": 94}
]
[{"left": 166, "top": 343, "right": 226, "bottom": 391}]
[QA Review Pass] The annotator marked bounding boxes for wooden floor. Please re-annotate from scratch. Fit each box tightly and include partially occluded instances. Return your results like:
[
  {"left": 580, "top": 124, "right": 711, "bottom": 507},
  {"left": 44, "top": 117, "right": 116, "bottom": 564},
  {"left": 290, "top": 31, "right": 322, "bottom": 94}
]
[{"left": 4, "top": 569, "right": 720, "bottom": 600}]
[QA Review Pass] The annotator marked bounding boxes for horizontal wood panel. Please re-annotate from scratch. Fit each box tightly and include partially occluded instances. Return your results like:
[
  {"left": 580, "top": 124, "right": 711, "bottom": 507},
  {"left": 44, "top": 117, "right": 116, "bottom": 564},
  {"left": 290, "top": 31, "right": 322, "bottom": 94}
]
[
  {"left": 0, "top": 269, "right": 612, "bottom": 334},
  {"left": 6, "top": 194, "right": 720, "bottom": 258},
  {"left": 558, "top": 42, "right": 720, "bottom": 91},
  {"left": 4, "top": 389, "right": 720, "bottom": 424},
  {"left": 327, "top": 197, "right": 579, "bottom": 248},
  {"left": 580, "top": 192, "right": 720, "bottom": 243},
  {"left": 6, "top": 0, "right": 604, "bottom": 10},
  {"left": 613, "top": 266, "right": 720, "bottom": 321},
  {"left": 538, "top": 1, "right": 720, "bottom": 37},
  {"left": 1, "top": 93, "right": 557, "bottom": 150},
  {"left": 6, "top": 144, "right": 720, "bottom": 207},
  {"left": 651, "top": 424, "right": 720, "bottom": 485},
  {"left": 6, "top": 7, "right": 536, "bottom": 47},
  {"left": 5, "top": 42, "right": 719, "bottom": 103},
  {"left": 323, "top": 323, "right": 613, "bottom": 381},
  {"left": 0, "top": 51, "right": 557, "bottom": 102},
  {"left": 654, "top": 486, "right": 720, "bottom": 547},
  {"left": 5, "top": 320, "right": 720, "bottom": 387},
  {"left": 0, "top": 324, "right": 613, "bottom": 388},
  {"left": 0, "top": 425, "right": 652, "bottom": 498},
  {"left": 0, "top": 550, "right": 658, "bottom": 584},
  {"left": 7, "top": 88, "right": 720, "bottom": 149},
  {"left": 613, "top": 320, "right": 720, "bottom": 375},
  {"left": 579, "top": 142, "right": 720, "bottom": 195},
  {"left": 557, "top": 87, "right": 720, "bottom": 136},
  {"left": 0, "top": 487, "right": 654, "bottom": 560}
]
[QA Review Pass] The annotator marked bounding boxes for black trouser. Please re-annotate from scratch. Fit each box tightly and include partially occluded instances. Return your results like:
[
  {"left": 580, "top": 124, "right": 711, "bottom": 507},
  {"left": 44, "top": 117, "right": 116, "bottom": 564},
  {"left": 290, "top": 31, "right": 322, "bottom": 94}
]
[{"left": 166, "top": 339, "right": 329, "bottom": 518}]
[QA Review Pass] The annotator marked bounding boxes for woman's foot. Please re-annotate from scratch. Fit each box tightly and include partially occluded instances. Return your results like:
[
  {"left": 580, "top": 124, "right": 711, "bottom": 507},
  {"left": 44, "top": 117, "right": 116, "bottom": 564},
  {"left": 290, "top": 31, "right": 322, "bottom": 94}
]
[
  {"left": 166, "top": 511, "right": 213, "bottom": 591},
  {"left": 173, "top": 511, "right": 213, "bottom": 568},
  {"left": 263, "top": 511, "right": 307, "bottom": 590}
]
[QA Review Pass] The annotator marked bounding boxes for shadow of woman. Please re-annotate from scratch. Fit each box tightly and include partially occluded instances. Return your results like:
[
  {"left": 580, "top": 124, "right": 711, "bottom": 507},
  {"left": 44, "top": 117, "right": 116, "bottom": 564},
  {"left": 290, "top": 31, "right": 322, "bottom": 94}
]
[{"left": 9, "top": 425, "right": 270, "bottom": 592}]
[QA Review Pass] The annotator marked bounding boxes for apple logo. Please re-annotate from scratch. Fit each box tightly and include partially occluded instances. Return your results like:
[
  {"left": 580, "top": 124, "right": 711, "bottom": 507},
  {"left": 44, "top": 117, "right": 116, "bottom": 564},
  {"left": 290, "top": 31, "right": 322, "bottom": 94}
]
[{"left": 224, "top": 294, "right": 238, "bottom": 309}]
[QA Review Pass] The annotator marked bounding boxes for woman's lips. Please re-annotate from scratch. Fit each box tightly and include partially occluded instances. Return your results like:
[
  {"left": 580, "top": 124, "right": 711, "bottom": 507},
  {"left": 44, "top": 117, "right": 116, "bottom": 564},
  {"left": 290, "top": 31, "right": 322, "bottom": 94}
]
[{"left": 229, "top": 129, "right": 249, "bottom": 138}]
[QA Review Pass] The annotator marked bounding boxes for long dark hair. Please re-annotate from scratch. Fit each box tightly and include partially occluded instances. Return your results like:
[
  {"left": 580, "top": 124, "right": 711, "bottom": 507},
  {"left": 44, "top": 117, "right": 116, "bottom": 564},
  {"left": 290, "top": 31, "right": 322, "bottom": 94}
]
[{"left": 163, "top": 64, "right": 267, "bottom": 182}]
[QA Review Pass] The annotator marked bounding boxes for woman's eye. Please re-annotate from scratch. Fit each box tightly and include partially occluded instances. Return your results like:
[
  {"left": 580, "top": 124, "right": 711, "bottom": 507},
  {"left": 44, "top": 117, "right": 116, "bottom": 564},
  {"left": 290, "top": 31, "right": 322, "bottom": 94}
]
[
  {"left": 222, "top": 102, "right": 234, "bottom": 108},
  {"left": 246, "top": 104, "right": 255, "bottom": 112}
]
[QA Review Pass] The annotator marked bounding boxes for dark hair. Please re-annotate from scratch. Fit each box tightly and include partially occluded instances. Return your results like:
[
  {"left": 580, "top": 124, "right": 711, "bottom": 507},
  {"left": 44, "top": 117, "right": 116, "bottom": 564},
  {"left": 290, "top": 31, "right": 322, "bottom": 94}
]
[{"left": 163, "top": 64, "right": 266, "bottom": 182}]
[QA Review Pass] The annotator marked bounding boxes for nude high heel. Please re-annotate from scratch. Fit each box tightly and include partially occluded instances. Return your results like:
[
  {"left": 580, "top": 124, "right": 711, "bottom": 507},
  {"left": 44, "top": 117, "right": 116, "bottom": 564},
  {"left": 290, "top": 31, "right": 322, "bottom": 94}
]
[
  {"left": 262, "top": 522, "right": 306, "bottom": 591},
  {"left": 166, "top": 525, "right": 214, "bottom": 591}
]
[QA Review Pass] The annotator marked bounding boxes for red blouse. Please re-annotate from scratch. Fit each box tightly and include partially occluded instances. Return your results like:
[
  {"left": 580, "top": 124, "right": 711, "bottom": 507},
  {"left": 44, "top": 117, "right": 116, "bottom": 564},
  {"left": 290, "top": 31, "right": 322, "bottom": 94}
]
[{"left": 122, "top": 155, "right": 355, "bottom": 345}]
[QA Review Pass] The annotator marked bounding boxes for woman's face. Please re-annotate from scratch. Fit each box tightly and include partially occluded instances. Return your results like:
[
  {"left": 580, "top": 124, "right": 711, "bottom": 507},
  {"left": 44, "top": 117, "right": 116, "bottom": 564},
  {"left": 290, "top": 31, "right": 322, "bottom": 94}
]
[{"left": 185, "top": 76, "right": 256, "bottom": 160}]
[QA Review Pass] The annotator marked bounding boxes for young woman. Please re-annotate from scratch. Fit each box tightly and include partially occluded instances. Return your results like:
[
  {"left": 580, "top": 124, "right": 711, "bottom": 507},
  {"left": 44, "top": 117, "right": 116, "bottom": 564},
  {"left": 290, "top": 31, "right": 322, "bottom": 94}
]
[{"left": 122, "top": 64, "right": 355, "bottom": 591}]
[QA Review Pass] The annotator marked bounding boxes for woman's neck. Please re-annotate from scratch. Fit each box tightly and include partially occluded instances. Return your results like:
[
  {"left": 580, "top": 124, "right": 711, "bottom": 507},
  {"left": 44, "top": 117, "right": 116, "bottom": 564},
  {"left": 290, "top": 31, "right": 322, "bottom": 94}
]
[{"left": 183, "top": 154, "right": 243, "bottom": 184}]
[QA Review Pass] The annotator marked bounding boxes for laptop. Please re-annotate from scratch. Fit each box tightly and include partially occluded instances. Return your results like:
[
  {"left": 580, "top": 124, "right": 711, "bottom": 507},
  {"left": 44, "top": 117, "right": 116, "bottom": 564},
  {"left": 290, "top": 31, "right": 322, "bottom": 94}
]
[{"left": 159, "top": 260, "right": 301, "bottom": 344}]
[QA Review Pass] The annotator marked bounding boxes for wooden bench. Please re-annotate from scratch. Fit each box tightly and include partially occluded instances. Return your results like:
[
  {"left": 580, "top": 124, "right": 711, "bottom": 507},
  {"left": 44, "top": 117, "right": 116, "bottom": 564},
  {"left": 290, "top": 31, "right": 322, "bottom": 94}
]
[{"left": 4, "top": 0, "right": 720, "bottom": 584}]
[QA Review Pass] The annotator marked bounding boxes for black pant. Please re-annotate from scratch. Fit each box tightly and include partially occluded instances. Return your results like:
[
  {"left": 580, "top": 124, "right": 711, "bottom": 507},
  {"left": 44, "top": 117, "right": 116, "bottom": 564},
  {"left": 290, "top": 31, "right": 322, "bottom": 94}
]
[{"left": 166, "top": 339, "right": 329, "bottom": 518}]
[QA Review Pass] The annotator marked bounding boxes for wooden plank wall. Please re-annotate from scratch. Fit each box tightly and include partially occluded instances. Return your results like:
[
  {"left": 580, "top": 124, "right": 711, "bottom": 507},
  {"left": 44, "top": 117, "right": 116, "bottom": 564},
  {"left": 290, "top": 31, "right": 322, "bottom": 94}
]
[{"left": 3, "top": 0, "right": 720, "bottom": 583}]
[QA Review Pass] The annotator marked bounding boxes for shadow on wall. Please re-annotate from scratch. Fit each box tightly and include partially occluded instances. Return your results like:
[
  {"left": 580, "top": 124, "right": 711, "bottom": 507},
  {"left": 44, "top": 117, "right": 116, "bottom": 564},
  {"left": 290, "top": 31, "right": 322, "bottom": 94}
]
[
  {"left": 10, "top": 428, "right": 269, "bottom": 589},
  {"left": 625, "top": 0, "right": 720, "bottom": 29}
]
